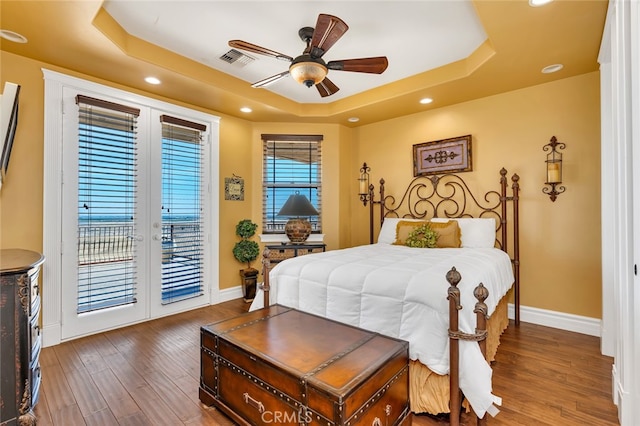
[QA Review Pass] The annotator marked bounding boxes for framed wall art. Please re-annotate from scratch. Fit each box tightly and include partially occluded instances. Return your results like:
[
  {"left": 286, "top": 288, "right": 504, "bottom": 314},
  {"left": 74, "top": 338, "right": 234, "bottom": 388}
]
[
  {"left": 224, "top": 175, "right": 244, "bottom": 201},
  {"left": 412, "top": 134, "right": 472, "bottom": 176}
]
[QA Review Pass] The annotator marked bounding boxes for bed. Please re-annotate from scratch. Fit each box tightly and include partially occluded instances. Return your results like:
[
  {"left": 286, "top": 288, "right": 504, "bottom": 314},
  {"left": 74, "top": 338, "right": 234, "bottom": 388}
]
[{"left": 251, "top": 168, "right": 520, "bottom": 424}]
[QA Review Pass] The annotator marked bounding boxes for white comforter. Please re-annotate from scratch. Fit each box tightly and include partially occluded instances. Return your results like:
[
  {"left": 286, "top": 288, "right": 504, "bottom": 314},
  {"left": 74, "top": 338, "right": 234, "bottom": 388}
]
[{"left": 250, "top": 243, "right": 514, "bottom": 418}]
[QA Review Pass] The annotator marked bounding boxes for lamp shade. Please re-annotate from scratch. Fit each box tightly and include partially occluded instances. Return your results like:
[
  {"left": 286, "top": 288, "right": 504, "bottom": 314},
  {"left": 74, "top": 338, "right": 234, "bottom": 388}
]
[
  {"left": 278, "top": 193, "right": 318, "bottom": 242},
  {"left": 278, "top": 193, "right": 319, "bottom": 217}
]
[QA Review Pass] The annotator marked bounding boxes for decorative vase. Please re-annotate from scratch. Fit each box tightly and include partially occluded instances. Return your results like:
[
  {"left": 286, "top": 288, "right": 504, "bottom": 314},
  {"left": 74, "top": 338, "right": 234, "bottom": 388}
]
[
  {"left": 284, "top": 218, "right": 312, "bottom": 242},
  {"left": 239, "top": 268, "right": 258, "bottom": 302}
]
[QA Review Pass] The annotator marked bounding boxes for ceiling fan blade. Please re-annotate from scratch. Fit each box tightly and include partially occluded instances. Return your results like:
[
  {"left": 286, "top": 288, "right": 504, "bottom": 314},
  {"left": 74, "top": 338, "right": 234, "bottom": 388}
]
[
  {"left": 309, "top": 14, "right": 349, "bottom": 58},
  {"left": 327, "top": 57, "right": 389, "bottom": 74},
  {"left": 229, "top": 40, "right": 293, "bottom": 62},
  {"left": 316, "top": 77, "right": 339, "bottom": 97},
  {"left": 251, "top": 71, "right": 290, "bottom": 88}
]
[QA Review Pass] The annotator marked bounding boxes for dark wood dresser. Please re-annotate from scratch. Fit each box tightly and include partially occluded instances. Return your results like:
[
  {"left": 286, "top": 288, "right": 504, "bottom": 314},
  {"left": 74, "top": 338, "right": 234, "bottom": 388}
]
[
  {"left": 1, "top": 249, "right": 45, "bottom": 426},
  {"left": 200, "top": 305, "right": 410, "bottom": 426}
]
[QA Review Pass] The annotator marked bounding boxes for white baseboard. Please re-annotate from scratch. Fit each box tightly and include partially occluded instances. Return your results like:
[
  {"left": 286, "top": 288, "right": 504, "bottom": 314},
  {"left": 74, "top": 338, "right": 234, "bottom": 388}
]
[
  {"left": 218, "top": 285, "right": 244, "bottom": 303},
  {"left": 508, "top": 303, "right": 601, "bottom": 337},
  {"left": 42, "top": 323, "right": 62, "bottom": 348}
]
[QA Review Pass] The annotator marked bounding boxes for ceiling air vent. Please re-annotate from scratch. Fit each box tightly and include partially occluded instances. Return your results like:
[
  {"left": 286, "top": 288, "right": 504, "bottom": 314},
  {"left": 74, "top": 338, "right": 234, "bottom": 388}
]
[{"left": 219, "top": 49, "right": 255, "bottom": 67}]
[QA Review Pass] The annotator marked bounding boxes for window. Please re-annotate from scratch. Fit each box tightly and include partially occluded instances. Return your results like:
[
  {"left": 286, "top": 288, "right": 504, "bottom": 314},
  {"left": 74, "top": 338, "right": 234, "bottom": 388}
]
[{"left": 262, "top": 134, "right": 322, "bottom": 234}]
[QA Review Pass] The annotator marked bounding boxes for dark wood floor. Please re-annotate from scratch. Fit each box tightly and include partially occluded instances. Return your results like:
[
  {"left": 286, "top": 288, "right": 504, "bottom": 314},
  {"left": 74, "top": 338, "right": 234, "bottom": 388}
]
[{"left": 33, "top": 298, "right": 619, "bottom": 426}]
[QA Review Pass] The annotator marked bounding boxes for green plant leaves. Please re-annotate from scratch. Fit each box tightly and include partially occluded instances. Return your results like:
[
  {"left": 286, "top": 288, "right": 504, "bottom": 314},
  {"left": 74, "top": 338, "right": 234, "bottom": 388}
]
[{"left": 405, "top": 223, "right": 438, "bottom": 248}]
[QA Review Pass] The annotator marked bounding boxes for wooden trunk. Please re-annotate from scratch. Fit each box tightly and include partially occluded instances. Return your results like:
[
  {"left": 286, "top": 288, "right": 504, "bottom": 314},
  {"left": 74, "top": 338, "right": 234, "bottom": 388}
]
[{"left": 200, "top": 305, "right": 411, "bottom": 426}]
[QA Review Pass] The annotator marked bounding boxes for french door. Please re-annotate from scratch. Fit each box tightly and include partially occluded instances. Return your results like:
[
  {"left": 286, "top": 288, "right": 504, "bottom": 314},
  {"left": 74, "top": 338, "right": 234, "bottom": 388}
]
[{"left": 60, "top": 88, "right": 212, "bottom": 339}]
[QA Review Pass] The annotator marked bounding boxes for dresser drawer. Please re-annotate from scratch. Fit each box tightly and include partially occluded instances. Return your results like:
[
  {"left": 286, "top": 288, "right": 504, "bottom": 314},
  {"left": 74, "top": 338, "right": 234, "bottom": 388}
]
[
  {"left": 30, "top": 292, "right": 40, "bottom": 322},
  {"left": 30, "top": 269, "right": 40, "bottom": 314},
  {"left": 31, "top": 321, "right": 42, "bottom": 366},
  {"left": 267, "top": 248, "right": 298, "bottom": 261},
  {"left": 265, "top": 244, "right": 326, "bottom": 263},
  {"left": 31, "top": 364, "right": 42, "bottom": 406}
]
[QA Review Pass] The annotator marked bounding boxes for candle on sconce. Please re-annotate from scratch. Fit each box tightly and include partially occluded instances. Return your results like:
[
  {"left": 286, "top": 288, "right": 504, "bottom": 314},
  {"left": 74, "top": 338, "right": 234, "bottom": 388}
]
[
  {"left": 359, "top": 178, "right": 367, "bottom": 195},
  {"left": 547, "top": 162, "right": 561, "bottom": 183}
]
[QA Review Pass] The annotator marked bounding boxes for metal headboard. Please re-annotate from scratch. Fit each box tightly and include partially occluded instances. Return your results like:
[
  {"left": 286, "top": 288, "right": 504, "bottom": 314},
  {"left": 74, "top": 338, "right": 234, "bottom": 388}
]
[{"left": 367, "top": 167, "right": 521, "bottom": 324}]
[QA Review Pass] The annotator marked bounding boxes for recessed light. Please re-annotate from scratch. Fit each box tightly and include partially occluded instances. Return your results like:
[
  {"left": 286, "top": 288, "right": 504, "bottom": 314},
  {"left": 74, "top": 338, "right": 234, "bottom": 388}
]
[
  {"left": 240, "top": 107, "right": 252, "bottom": 113},
  {"left": 529, "top": 0, "right": 553, "bottom": 6},
  {"left": 420, "top": 98, "right": 433, "bottom": 105},
  {"left": 541, "top": 64, "right": 563, "bottom": 74},
  {"left": 347, "top": 117, "right": 359, "bottom": 123},
  {"left": 0, "top": 30, "right": 28, "bottom": 43},
  {"left": 144, "top": 77, "right": 161, "bottom": 85}
]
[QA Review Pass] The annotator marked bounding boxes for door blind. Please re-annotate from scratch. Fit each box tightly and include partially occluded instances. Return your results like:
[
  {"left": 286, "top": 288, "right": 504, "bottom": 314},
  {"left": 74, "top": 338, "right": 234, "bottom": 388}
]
[
  {"left": 160, "top": 115, "right": 205, "bottom": 304},
  {"left": 76, "top": 95, "right": 139, "bottom": 314}
]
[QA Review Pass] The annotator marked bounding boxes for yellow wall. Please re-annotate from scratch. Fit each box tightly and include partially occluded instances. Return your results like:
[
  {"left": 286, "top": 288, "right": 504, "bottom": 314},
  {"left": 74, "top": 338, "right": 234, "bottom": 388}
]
[
  {"left": 349, "top": 72, "right": 602, "bottom": 318},
  {"left": 0, "top": 53, "right": 45, "bottom": 251},
  {"left": 1, "top": 50, "right": 603, "bottom": 319},
  {"left": 217, "top": 114, "right": 255, "bottom": 288}
]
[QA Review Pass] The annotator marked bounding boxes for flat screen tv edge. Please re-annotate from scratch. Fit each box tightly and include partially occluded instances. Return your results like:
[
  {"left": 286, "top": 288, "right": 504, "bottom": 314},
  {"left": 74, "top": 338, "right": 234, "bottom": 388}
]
[{"left": 0, "top": 81, "right": 21, "bottom": 190}]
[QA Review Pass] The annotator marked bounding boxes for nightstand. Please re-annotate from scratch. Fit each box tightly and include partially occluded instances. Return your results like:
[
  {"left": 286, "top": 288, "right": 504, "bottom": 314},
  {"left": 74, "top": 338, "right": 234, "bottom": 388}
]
[{"left": 264, "top": 242, "right": 326, "bottom": 264}]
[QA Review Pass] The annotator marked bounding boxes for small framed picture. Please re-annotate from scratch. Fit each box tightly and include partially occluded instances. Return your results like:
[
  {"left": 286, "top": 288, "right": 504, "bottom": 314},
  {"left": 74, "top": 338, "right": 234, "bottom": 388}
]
[
  {"left": 225, "top": 176, "right": 244, "bottom": 201},
  {"left": 413, "top": 135, "right": 472, "bottom": 176}
]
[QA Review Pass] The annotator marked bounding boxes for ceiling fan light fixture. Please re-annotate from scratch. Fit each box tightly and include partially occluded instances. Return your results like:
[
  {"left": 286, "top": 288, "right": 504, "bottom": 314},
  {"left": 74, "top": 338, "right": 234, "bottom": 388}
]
[
  {"left": 229, "top": 14, "right": 385, "bottom": 97},
  {"left": 290, "top": 60, "right": 327, "bottom": 87}
]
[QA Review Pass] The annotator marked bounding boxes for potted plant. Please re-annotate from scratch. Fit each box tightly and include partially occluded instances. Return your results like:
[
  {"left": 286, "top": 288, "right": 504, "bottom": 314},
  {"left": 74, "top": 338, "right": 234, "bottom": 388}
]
[{"left": 233, "top": 219, "right": 260, "bottom": 302}]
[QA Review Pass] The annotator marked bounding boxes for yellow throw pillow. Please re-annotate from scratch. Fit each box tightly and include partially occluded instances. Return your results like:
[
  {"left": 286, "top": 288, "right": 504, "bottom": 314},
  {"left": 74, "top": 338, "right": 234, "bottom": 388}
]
[
  {"left": 429, "top": 220, "right": 462, "bottom": 248},
  {"left": 393, "top": 220, "right": 430, "bottom": 245}
]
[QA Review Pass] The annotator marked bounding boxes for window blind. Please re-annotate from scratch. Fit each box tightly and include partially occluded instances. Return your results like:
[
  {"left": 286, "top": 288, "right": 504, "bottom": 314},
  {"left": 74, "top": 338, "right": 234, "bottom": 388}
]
[
  {"left": 262, "top": 134, "right": 322, "bottom": 233},
  {"left": 76, "top": 95, "right": 139, "bottom": 314},
  {"left": 160, "top": 115, "right": 206, "bottom": 304}
]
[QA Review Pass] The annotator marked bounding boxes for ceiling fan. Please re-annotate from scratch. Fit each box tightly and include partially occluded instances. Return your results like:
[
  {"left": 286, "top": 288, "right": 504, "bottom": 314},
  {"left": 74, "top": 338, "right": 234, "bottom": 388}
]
[{"left": 229, "top": 13, "right": 389, "bottom": 98}]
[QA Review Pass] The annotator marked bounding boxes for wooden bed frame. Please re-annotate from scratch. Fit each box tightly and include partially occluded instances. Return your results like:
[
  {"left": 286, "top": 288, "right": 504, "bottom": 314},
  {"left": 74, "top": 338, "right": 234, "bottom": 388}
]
[{"left": 261, "top": 168, "right": 520, "bottom": 426}]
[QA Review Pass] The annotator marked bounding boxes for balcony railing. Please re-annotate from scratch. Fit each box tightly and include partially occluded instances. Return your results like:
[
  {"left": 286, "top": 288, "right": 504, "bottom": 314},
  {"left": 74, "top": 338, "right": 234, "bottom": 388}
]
[
  {"left": 262, "top": 220, "right": 321, "bottom": 233},
  {"left": 78, "top": 221, "right": 202, "bottom": 265}
]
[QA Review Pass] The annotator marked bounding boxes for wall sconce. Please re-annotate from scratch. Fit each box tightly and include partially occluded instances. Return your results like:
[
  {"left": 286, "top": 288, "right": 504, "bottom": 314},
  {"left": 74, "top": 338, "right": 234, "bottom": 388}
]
[
  {"left": 358, "top": 162, "right": 371, "bottom": 206},
  {"left": 542, "top": 136, "right": 566, "bottom": 202}
]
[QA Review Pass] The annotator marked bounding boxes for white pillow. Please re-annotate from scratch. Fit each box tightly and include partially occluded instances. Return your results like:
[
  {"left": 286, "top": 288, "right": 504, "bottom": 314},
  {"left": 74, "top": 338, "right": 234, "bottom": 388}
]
[
  {"left": 377, "top": 217, "right": 423, "bottom": 244},
  {"left": 431, "top": 218, "right": 496, "bottom": 248}
]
